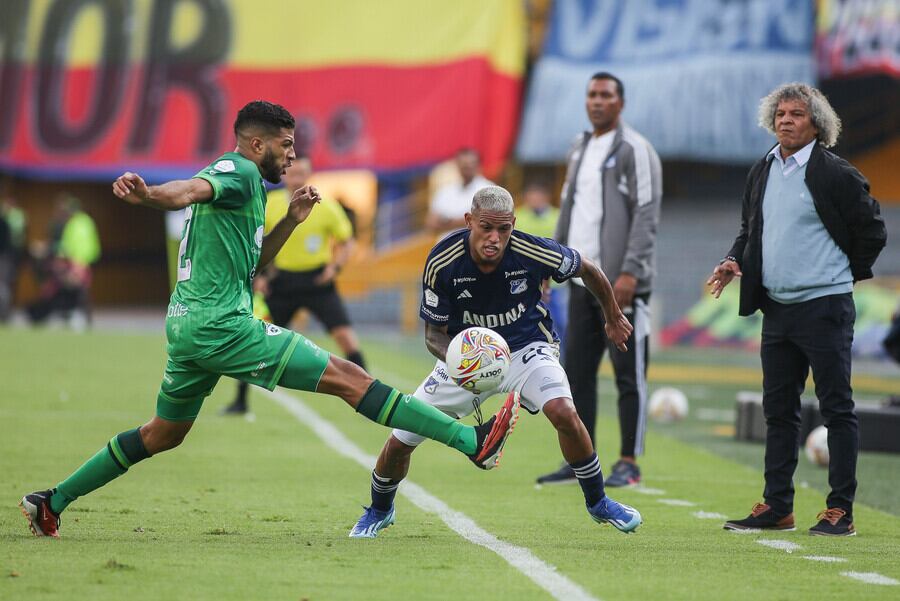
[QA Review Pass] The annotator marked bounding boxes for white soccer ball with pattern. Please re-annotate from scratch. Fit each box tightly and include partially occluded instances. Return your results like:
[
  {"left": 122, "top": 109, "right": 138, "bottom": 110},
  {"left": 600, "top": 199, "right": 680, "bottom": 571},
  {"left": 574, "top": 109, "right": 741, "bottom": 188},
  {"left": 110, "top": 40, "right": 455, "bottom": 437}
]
[
  {"left": 648, "top": 387, "right": 689, "bottom": 422},
  {"left": 805, "top": 425, "right": 829, "bottom": 467},
  {"left": 445, "top": 327, "right": 511, "bottom": 395}
]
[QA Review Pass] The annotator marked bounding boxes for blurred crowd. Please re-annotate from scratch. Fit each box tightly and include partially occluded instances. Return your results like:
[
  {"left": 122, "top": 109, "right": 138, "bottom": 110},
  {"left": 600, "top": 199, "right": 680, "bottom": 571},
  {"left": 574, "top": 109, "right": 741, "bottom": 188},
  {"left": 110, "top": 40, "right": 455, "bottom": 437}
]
[{"left": 0, "top": 193, "right": 100, "bottom": 329}]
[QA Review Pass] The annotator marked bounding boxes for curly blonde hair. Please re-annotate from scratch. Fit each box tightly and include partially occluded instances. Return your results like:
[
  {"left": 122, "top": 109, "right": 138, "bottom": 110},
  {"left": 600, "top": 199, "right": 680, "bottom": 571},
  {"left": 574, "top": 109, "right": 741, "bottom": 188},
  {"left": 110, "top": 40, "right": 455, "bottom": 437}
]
[{"left": 757, "top": 83, "right": 842, "bottom": 148}]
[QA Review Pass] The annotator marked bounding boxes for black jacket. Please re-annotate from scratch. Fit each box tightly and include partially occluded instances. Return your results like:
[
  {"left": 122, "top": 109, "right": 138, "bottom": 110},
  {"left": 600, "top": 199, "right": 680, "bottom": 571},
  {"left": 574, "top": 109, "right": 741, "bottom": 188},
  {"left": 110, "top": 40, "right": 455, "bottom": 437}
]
[{"left": 726, "top": 141, "right": 887, "bottom": 316}]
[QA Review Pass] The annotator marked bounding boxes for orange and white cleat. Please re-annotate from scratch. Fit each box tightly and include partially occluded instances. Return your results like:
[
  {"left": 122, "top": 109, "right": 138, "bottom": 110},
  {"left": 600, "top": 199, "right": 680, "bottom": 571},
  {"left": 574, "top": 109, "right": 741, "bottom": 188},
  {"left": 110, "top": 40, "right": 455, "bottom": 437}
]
[{"left": 469, "top": 391, "right": 520, "bottom": 470}]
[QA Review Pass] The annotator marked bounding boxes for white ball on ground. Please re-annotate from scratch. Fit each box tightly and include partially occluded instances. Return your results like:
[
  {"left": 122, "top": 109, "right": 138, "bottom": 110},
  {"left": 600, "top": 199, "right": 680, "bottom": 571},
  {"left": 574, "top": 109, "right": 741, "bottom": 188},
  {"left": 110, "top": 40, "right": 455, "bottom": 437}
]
[
  {"left": 805, "top": 425, "right": 829, "bottom": 467},
  {"left": 445, "top": 327, "right": 511, "bottom": 395},
  {"left": 648, "top": 387, "right": 689, "bottom": 422}
]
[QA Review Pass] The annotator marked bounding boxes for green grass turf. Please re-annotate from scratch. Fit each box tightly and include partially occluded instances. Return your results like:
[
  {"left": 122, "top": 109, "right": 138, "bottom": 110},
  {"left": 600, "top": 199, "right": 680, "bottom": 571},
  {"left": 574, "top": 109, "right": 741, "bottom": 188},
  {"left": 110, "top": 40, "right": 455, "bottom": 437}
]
[
  {"left": 1, "top": 328, "right": 899, "bottom": 600},
  {"left": 614, "top": 346, "right": 900, "bottom": 517}
]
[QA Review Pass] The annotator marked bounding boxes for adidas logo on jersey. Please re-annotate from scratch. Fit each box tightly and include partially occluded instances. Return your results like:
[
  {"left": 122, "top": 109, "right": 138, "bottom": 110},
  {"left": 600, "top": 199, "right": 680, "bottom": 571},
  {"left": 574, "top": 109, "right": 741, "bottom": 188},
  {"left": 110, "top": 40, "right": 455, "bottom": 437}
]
[{"left": 457, "top": 289, "right": 473, "bottom": 299}]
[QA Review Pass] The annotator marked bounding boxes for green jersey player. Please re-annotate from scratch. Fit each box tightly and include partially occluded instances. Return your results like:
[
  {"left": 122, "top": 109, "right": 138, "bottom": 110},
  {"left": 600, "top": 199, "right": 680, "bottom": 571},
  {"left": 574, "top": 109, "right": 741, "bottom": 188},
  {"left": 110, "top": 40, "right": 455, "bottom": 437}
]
[{"left": 20, "top": 101, "right": 519, "bottom": 538}]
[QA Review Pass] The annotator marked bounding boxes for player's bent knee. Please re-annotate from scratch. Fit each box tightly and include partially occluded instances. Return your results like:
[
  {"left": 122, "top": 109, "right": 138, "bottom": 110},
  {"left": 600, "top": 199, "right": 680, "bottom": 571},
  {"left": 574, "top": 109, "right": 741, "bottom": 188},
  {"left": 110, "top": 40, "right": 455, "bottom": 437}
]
[
  {"left": 316, "top": 355, "right": 373, "bottom": 404},
  {"left": 140, "top": 416, "right": 193, "bottom": 454},
  {"left": 386, "top": 434, "right": 417, "bottom": 458},
  {"left": 543, "top": 397, "right": 582, "bottom": 432}
]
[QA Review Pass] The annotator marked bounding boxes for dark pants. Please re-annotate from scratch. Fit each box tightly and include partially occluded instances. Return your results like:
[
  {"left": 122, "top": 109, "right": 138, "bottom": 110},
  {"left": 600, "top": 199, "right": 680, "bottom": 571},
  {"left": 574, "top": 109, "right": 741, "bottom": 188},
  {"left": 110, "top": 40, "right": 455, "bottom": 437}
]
[
  {"left": 0, "top": 252, "right": 18, "bottom": 321},
  {"left": 760, "top": 293, "right": 857, "bottom": 516},
  {"left": 564, "top": 283, "right": 650, "bottom": 458},
  {"left": 27, "top": 283, "right": 91, "bottom": 324},
  {"left": 267, "top": 268, "right": 351, "bottom": 331}
]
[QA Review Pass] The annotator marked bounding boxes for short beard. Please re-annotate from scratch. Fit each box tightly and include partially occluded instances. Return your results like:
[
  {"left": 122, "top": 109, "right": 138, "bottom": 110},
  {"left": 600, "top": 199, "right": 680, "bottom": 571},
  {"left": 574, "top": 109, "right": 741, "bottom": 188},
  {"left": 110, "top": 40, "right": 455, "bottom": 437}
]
[{"left": 259, "top": 148, "right": 282, "bottom": 184}]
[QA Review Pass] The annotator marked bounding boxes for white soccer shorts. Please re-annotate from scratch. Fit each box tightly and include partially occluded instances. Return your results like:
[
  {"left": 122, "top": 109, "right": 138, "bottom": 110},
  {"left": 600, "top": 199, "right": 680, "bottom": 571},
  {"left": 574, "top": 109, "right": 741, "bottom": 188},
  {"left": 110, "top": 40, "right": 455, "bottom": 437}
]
[{"left": 393, "top": 341, "right": 572, "bottom": 447}]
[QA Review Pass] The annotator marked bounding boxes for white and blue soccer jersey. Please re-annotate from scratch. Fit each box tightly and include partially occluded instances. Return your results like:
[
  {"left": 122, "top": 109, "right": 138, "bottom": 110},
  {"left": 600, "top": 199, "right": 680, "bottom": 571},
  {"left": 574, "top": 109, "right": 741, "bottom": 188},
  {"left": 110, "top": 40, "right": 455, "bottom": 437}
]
[{"left": 420, "top": 229, "right": 582, "bottom": 352}]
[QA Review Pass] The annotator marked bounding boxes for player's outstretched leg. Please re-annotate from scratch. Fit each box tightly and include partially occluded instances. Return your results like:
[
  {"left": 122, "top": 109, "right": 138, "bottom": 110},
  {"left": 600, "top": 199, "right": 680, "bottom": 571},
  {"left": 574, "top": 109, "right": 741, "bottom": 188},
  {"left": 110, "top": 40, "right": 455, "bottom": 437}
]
[
  {"left": 288, "top": 354, "right": 520, "bottom": 468},
  {"left": 352, "top": 381, "right": 519, "bottom": 470},
  {"left": 20, "top": 417, "right": 192, "bottom": 537},
  {"left": 543, "top": 397, "right": 642, "bottom": 533}
]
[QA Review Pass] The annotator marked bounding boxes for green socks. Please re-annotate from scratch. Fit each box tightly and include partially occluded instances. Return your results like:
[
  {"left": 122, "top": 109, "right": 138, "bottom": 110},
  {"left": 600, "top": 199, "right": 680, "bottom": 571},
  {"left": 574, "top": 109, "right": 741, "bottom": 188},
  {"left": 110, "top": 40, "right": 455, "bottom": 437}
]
[
  {"left": 49, "top": 385, "right": 477, "bottom": 516},
  {"left": 51, "top": 428, "right": 151, "bottom": 514},
  {"left": 356, "top": 380, "right": 477, "bottom": 454}
]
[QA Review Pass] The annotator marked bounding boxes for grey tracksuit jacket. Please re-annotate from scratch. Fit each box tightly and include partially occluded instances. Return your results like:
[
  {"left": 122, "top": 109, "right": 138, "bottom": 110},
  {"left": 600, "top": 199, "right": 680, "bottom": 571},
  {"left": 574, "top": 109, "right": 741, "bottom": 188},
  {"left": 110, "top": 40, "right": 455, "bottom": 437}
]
[{"left": 555, "top": 122, "right": 663, "bottom": 295}]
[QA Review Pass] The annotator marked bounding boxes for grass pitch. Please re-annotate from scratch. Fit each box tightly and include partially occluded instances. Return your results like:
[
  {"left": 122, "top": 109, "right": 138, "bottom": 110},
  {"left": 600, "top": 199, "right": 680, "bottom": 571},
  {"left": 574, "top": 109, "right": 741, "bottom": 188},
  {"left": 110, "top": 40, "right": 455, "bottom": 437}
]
[{"left": 1, "top": 328, "right": 899, "bottom": 600}]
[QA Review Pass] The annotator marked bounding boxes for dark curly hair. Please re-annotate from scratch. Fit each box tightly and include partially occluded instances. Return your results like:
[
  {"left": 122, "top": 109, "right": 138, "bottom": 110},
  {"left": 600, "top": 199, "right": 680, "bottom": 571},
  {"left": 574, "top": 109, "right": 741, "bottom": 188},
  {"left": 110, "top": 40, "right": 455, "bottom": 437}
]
[{"left": 233, "top": 101, "right": 295, "bottom": 137}]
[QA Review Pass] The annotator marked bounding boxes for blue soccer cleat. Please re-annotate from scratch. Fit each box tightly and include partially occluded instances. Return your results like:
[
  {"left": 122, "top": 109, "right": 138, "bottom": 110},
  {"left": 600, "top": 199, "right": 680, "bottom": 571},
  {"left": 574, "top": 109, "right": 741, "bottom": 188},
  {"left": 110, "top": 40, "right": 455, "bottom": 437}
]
[
  {"left": 349, "top": 505, "right": 395, "bottom": 539},
  {"left": 587, "top": 496, "right": 642, "bottom": 533}
]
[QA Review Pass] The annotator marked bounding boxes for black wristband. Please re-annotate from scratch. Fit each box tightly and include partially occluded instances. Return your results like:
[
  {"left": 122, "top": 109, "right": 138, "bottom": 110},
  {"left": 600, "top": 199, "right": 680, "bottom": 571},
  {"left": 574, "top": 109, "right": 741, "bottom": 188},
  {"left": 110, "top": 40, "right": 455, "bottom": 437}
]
[{"left": 719, "top": 255, "right": 737, "bottom": 265}]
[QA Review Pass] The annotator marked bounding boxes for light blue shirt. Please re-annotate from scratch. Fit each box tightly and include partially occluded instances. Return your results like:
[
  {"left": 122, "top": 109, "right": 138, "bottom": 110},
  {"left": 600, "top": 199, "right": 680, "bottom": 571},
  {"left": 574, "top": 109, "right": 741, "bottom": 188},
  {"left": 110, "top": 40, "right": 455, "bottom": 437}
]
[
  {"left": 766, "top": 138, "right": 816, "bottom": 177},
  {"left": 761, "top": 144, "right": 853, "bottom": 304}
]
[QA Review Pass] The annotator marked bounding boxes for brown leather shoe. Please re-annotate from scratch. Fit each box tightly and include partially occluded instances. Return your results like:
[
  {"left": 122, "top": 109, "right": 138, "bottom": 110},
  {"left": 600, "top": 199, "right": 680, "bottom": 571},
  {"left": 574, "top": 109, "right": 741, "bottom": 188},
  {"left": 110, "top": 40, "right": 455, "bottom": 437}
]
[
  {"left": 723, "top": 503, "right": 796, "bottom": 531},
  {"left": 809, "top": 508, "right": 856, "bottom": 537}
]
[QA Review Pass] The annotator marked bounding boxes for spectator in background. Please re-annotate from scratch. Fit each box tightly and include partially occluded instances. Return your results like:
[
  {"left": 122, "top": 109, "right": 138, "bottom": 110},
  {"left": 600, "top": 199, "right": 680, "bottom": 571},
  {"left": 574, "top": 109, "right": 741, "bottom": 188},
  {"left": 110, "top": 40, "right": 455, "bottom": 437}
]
[
  {"left": 27, "top": 194, "right": 100, "bottom": 328},
  {"left": 711, "top": 83, "right": 886, "bottom": 536},
  {"left": 335, "top": 196, "right": 358, "bottom": 239},
  {"left": 514, "top": 181, "right": 568, "bottom": 347},
  {"left": 885, "top": 303, "right": 900, "bottom": 405},
  {"left": 0, "top": 196, "right": 27, "bottom": 321},
  {"left": 425, "top": 148, "right": 493, "bottom": 239},
  {"left": 537, "top": 72, "right": 662, "bottom": 488},
  {"left": 885, "top": 304, "right": 900, "bottom": 366},
  {"left": 222, "top": 156, "right": 367, "bottom": 416}
]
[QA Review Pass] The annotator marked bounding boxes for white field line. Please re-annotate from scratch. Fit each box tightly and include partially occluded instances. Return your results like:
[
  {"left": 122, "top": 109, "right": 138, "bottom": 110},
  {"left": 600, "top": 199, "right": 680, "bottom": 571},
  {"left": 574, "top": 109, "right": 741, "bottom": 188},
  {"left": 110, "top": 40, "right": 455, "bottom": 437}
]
[
  {"left": 840, "top": 572, "right": 899, "bottom": 586},
  {"left": 631, "top": 486, "right": 666, "bottom": 495},
  {"left": 369, "top": 363, "right": 900, "bottom": 588},
  {"left": 263, "top": 386, "right": 601, "bottom": 601},
  {"left": 658, "top": 499, "right": 696, "bottom": 507},
  {"left": 756, "top": 539, "right": 802, "bottom": 553},
  {"left": 692, "top": 511, "right": 727, "bottom": 520},
  {"left": 726, "top": 528, "right": 761, "bottom": 534}
]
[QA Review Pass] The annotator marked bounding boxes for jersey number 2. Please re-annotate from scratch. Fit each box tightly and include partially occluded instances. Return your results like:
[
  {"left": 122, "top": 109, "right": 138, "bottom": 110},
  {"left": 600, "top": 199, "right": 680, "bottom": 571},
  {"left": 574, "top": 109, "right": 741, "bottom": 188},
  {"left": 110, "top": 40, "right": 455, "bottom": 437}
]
[{"left": 176, "top": 206, "right": 193, "bottom": 282}]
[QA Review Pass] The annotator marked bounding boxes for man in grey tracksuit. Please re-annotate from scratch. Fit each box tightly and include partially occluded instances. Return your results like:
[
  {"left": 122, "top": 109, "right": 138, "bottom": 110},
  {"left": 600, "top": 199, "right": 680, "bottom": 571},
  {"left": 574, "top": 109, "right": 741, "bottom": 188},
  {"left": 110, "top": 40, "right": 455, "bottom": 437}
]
[{"left": 536, "top": 72, "right": 662, "bottom": 487}]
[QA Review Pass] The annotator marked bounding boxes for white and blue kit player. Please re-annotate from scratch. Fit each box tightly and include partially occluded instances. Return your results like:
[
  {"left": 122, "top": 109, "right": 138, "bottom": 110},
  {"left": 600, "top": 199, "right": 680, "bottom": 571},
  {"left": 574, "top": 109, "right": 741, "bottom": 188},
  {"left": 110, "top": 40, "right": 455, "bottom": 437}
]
[{"left": 350, "top": 186, "right": 642, "bottom": 538}]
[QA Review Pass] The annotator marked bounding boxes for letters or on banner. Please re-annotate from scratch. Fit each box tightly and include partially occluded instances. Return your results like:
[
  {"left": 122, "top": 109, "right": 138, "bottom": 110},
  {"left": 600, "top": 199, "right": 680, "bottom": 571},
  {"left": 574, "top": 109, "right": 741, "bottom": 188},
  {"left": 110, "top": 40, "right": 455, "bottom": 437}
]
[
  {"left": 517, "top": 0, "right": 815, "bottom": 163},
  {"left": 0, "top": 0, "right": 524, "bottom": 180},
  {"left": 817, "top": 0, "right": 900, "bottom": 79}
]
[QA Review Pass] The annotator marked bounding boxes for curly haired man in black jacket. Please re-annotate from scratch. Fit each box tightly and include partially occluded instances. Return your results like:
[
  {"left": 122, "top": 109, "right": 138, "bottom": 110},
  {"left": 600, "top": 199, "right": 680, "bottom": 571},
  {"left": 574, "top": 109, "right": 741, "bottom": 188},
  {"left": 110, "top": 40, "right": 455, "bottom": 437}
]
[{"left": 709, "top": 83, "right": 887, "bottom": 537}]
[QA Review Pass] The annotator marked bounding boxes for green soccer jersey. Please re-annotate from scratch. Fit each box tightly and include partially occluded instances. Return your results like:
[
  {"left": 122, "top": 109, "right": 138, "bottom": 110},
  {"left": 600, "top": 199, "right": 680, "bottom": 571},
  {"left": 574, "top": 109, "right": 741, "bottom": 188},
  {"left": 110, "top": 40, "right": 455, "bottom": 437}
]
[{"left": 166, "top": 152, "right": 267, "bottom": 359}]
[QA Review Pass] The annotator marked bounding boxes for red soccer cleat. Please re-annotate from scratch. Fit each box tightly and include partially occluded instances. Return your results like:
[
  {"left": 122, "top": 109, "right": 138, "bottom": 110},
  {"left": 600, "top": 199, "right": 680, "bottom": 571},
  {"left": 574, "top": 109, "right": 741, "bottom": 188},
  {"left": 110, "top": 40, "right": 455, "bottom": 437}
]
[
  {"left": 20, "top": 490, "right": 61, "bottom": 538},
  {"left": 469, "top": 392, "right": 520, "bottom": 470}
]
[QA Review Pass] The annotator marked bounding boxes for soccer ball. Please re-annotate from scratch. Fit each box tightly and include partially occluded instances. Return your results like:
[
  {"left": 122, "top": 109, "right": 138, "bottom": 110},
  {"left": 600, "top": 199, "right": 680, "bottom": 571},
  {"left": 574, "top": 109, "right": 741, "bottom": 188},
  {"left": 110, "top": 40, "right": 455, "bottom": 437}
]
[
  {"left": 805, "top": 425, "right": 829, "bottom": 467},
  {"left": 648, "top": 387, "right": 689, "bottom": 422},
  {"left": 445, "top": 327, "right": 511, "bottom": 395}
]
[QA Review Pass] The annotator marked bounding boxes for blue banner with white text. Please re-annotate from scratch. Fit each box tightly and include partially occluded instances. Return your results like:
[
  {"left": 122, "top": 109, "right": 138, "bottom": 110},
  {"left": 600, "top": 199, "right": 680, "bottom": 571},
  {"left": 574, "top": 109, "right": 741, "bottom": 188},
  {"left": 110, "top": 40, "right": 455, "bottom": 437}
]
[{"left": 517, "top": 0, "right": 816, "bottom": 163}]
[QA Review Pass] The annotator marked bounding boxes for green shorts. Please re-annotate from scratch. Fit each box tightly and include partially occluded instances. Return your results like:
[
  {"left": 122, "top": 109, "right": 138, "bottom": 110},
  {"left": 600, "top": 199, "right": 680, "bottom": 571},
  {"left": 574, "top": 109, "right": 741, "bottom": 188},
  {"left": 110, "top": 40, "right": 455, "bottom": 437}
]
[{"left": 157, "top": 319, "right": 330, "bottom": 421}]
